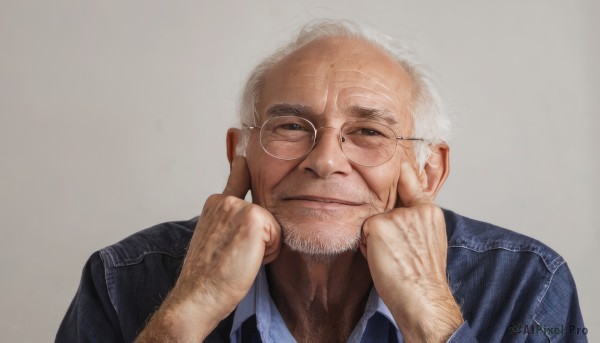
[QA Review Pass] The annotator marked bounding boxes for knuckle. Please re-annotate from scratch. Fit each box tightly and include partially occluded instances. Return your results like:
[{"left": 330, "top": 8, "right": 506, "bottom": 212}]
[
  {"left": 421, "top": 203, "right": 442, "bottom": 217},
  {"left": 243, "top": 205, "right": 264, "bottom": 219},
  {"left": 388, "top": 208, "right": 408, "bottom": 222},
  {"left": 363, "top": 215, "right": 380, "bottom": 228},
  {"left": 362, "top": 216, "right": 374, "bottom": 231},
  {"left": 205, "top": 194, "right": 220, "bottom": 205},
  {"left": 202, "top": 194, "right": 221, "bottom": 213},
  {"left": 238, "top": 204, "right": 264, "bottom": 230},
  {"left": 220, "top": 195, "right": 240, "bottom": 211},
  {"left": 363, "top": 215, "right": 386, "bottom": 235}
]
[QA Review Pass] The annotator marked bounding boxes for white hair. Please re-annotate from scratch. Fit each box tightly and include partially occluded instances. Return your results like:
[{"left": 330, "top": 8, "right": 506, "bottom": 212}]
[{"left": 236, "top": 19, "right": 451, "bottom": 169}]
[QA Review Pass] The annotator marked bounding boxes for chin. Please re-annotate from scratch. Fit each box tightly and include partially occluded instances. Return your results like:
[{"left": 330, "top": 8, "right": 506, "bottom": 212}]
[{"left": 278, "top": 220, "right": 362, "bottom": 256}]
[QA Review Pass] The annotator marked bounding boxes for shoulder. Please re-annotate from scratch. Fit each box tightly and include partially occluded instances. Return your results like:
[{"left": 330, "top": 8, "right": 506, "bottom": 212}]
[
  {"left": 87, "top": 217, "right": 199, "bottom": 341},
  {"left": 443, "top": 209, "right": 564, "bottom": 273},
  {"left": 442, "top": 210, "right": 586, "bottom": 340},
  {"left": 97, "top": 217, "right": 198, "bottom": 269}
]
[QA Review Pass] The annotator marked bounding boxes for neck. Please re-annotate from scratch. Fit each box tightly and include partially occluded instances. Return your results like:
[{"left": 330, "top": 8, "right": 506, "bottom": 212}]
[{"left": 267, "top": 245, "right": 372, "bottom": 343}]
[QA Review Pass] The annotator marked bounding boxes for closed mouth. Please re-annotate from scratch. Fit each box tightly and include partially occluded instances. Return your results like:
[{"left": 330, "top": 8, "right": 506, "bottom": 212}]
[{"left": 283, "top": 195, "right": 363, "bottom": 206}]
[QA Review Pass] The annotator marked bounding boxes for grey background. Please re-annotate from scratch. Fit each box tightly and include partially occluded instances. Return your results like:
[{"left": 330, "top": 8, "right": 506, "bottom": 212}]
[{"left": 1, "top": 0, "right": 597, "bottom": 341}]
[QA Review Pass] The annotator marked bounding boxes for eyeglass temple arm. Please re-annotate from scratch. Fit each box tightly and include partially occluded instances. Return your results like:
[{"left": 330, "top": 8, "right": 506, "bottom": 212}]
[{"left": 396, "top": 136, "right": 424, "bottom": 141}]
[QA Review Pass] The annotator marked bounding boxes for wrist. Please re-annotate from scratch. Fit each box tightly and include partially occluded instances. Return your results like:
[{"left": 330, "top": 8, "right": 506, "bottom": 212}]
[
  {"left": 136, "top": 286, "right": 232, "bottom": 342},
  {"left": 389, "top": 281, "right": 463, "bottom": 343}
]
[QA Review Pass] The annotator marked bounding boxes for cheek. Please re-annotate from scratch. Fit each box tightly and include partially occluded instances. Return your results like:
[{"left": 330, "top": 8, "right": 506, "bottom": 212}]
[
  {"left": 359, "top": 164, "right": 401, "bottom": 210},
  {"left": 246, "top": 141, "right": 295, "bottom": 206}
]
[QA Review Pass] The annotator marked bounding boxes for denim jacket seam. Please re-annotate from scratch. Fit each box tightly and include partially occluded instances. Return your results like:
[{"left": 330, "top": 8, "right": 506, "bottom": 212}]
[
  {"left": 99, "top": 246, "right": 118, "bottom": 269},
  {"left": 98, "top": 250, "right": 120, "bottom": 316},
  {"left": 99, "top": 246, "right": 186, "bottom": 269},
  {"left": 448, "top": 242, "right": 562, "bottom": 274},
  {"left": 532, "top": 261, "right": 566, "bottom": 343},
  {"left": 546, "top": 255, "right": 564, "bottom": 272}
]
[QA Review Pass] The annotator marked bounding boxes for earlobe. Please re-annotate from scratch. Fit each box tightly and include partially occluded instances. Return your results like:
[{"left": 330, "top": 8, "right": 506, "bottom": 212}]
[
  {"left": 226, "top": 128, "right": 241, "bottom": 167},
  {"left": 423, "top": 143, "right": 450, "bottom": 199}
]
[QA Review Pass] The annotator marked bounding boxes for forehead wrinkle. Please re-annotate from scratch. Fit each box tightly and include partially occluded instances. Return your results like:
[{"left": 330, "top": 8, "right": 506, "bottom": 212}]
[
  {"left": 338, "top": 85, "right": 399, "bottom": 108},
  {"left": 346, "top": 105, "right": 398, "bottom": 126},
  {"left": 330, "top": 71, "right": 413, "bottom": 109},
  {"left": 261, "top": 39, "right": 415, "bottom": 126},
  {"left": 331, "top": 68, "right": 406, "bottom": 93}
]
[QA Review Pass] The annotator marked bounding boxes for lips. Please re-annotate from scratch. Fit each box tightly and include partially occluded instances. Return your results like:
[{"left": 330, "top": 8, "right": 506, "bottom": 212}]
[{"left": 282, "top": 195, "right": 363, "bottom": 206}]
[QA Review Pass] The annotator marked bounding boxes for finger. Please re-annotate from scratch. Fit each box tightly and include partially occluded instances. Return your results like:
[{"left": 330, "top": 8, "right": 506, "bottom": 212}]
[
  {"left": 262, "top": 219, "right": 282, "bottom": 264},
  {"left": 222, "top": 156, "right": 251, "bottom": 198},
  {"left": 359, "top": 237, "right": 368, "bottom": 259},
  {"left": 397, "top": 161, "right": 433, "bottom": 207}
]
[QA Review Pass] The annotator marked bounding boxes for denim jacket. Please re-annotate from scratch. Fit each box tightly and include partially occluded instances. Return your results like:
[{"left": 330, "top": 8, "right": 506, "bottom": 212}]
[{"left": 56, "top": 210, "right": 586, "bottom": 342}]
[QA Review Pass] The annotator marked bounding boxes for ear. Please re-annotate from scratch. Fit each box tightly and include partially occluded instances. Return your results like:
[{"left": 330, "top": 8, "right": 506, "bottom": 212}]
[
  {"left": 226, "top": 128, "right": 241, "bottom": 167},
  {"left": 421, "top": 143, "right": 450, "bottom": 200}
]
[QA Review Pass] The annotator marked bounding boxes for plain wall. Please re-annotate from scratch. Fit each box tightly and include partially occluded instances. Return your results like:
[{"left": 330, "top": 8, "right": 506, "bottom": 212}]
[{"left": 1, "top": 0, "right": 597, "bottom": 341}]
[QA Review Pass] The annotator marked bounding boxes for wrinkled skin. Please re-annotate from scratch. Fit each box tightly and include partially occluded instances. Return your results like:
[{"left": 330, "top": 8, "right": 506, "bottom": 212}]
[{"left": 136, "top": 37, "right": 462, "bottom": 343}]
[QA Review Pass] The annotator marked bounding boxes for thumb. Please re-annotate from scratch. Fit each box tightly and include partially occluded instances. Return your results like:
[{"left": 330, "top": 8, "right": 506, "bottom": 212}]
[{"left": 222, "top": 156, "right": 251, "bottom": 199}]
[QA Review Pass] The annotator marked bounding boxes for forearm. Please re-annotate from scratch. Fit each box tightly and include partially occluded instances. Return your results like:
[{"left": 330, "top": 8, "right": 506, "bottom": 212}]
[
  {"left": 135, "top": 161, "right": 281, "bottom": 342},
  {"left": 390, "top": 280, "right": 464, "bottom": 343},
  {"left": 135, "top": 289, "right": 229, "bottom": 343}
]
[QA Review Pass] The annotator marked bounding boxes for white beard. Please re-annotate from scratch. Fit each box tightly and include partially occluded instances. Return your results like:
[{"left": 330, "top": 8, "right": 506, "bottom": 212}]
[{"left": 277, "top": 217, "right": 362, "bottom": 256}]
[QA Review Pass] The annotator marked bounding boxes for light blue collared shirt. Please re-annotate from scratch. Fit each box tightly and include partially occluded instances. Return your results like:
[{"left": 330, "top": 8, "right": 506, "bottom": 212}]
[{"left": 229, "top": 267, "right": 401, "bottom": 343}]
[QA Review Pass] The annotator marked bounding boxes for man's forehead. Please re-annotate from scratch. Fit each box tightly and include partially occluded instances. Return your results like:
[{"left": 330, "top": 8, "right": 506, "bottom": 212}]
[{"left": 258, "top": 36, "right": 415, "bottom": 124}]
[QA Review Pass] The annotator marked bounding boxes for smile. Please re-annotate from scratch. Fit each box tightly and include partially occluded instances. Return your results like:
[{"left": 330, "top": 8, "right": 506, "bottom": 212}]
[{"left": 283, "top": 195, "right": 364, "bottom": 207}]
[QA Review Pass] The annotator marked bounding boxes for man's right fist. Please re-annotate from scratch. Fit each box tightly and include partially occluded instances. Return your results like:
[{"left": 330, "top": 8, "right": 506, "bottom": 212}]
[
  {"left": 177, "top": 156, "right": 281, "bottom": 316},
  {"left": 135, "top": 156, "right": 281, "bottom": 342}
]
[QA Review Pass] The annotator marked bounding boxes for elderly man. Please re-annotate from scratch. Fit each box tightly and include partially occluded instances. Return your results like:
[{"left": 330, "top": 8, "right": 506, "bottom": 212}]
[{"left": 57, "top": 20, "right": 586, "bottom": 342}]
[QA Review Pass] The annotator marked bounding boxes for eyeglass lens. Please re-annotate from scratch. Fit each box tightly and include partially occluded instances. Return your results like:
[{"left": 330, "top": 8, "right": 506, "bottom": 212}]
[{"left": 259, "top": 116, "right": 398, "bottom": 166}]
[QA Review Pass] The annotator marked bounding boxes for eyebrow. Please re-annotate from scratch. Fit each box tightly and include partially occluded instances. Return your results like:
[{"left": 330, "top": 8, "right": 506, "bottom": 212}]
[
  {"left": 264, "top": 104, "right": 315, "bottom": 119},
  {"left": 348, "top": 106, "right": 399, "bottom": 126},
  {"left": 263, "top": 103, "right": 399, "bottom": 126}
]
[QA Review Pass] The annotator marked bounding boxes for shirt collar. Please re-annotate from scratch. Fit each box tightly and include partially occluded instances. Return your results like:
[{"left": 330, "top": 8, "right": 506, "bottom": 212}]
[
  {"left": 367, "top": 286, "right": 400, "bottom": 331},
  {"left": 230, "top": 267, "right": 264, "bottom": 337},
  {"left": 231, "top": 266, "right": 283, "bottom": 341},
  {"left": 230, "top": 266, "right": 399, "bottom": 341}
]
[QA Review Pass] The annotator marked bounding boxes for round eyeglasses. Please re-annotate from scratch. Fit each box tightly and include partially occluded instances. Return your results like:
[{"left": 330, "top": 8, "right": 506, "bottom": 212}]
[{"left": 246, "top": 116, "right": 424, "bottom": 167}]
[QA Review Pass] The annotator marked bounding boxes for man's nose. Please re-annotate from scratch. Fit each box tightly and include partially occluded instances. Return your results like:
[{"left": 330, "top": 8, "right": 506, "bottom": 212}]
[{"left": 297, "top": 127, "right": 352, "bottom": 178}]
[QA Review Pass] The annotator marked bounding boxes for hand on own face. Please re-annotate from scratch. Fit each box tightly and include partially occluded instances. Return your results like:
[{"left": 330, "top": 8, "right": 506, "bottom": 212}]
[
  {"left": 360, "top": 162, "right": 463, "bottom": 342},
  {"left": 172, "top": 156, "right": 281, "bottom": 319}
]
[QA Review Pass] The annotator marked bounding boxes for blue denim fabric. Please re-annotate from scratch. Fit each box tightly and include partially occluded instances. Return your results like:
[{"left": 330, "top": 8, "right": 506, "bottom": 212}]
[{"left": 56, "top": 210, "right": 587, "bottom": 342}]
